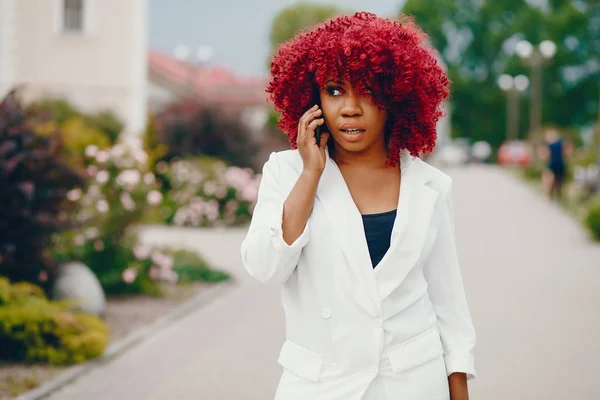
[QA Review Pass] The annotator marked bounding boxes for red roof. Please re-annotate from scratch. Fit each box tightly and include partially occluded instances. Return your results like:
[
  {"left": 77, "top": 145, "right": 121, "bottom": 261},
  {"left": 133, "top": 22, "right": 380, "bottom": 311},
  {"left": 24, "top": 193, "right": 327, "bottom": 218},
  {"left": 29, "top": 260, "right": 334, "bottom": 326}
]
[{"left": 148, "top": 49, "right": 269, "bottom": 106}]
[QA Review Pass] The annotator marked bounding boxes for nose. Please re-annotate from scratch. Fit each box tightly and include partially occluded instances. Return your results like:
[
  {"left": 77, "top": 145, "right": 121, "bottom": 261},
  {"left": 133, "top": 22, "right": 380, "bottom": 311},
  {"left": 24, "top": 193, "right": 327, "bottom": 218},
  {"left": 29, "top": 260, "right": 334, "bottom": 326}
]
[{"left": 340, "top": 91, "right": 362, "bottom": 117}]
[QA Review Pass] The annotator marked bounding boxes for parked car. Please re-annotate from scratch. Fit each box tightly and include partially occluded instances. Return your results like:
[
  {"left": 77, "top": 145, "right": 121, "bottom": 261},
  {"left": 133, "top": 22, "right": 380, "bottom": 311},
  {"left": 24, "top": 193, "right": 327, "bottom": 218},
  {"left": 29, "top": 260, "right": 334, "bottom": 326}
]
[{"left": 498, "top": 140, "right": 532, "bottom": 166}]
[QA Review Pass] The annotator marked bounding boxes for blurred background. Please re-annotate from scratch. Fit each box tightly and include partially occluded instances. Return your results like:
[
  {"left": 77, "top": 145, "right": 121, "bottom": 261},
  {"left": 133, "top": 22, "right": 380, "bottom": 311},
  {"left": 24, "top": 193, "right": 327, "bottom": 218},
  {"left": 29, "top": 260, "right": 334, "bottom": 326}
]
[{"left": 0, "top": 0, "right": 599, "bottom": 399}]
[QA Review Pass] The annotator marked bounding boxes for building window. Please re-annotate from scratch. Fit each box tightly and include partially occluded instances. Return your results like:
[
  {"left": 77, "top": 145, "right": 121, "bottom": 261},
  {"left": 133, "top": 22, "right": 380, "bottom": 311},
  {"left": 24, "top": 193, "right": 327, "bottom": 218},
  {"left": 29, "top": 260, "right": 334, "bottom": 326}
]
[{"left": 63, "top": 0, "right": 84, "bottom": 33}]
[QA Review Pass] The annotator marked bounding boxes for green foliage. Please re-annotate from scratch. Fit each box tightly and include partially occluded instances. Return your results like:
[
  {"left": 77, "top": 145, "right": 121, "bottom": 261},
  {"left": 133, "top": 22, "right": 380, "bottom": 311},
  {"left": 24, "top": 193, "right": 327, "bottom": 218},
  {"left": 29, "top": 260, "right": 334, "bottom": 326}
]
[
  {"left": 88, "top": 111, "right": 124, "bottom": 145},
  {"left": 29, "top": 98, "right": 124, "bottom": 146},
  {"left": 153, "top": 100, "right": 260, "bottom": 170},
  {"left": 269, "top": 3, "right": 342, "bottom": 52},
  {"left": 0, "top": 277, "right": 109, "bottom": 365},
  {"left": 143, "top": 112, "right": 168, "bottom": 170},
  {"left": 59, "top": 117, "right": 113, "bottom": 165},
  {"left": 521, "top": 162, "right": 545, "bottom": 181},
  {"left": 0, "top": 91, "right": 85, "bottom": 285},
  {"left": 169, "top": 249, "right": 230, "bottom": 283},
  {"left": 585, "top": 201, "right": 600, "bottom": 241},
  {"left": 400, "top": 0, "right": 600, "bottom": 149}
]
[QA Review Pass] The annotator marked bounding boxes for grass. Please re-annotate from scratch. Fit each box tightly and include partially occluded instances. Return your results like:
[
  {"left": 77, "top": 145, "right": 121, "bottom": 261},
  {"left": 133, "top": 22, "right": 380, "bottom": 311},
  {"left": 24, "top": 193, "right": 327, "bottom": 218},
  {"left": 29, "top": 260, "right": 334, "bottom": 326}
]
[{"left": 168, "top": 248, "right": 231, "bottom": 283}]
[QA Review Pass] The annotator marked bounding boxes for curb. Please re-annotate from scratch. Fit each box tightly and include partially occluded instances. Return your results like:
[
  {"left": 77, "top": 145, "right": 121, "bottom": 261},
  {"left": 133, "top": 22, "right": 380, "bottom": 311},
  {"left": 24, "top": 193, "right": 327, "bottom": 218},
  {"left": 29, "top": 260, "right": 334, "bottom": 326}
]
[{"left": 15, "top": 280, "right": 236, "bottom": 400}]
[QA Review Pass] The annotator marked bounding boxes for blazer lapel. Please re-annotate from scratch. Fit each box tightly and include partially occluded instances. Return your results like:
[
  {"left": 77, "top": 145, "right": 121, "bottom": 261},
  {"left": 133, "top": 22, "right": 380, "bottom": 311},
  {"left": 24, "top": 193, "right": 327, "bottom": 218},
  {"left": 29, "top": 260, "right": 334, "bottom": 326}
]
[
  {"left": 316, "top": 150, "right": 380, "bottom": 314},
  {"left": 374, "top": 153, "right": 439, "bottom": 300}
]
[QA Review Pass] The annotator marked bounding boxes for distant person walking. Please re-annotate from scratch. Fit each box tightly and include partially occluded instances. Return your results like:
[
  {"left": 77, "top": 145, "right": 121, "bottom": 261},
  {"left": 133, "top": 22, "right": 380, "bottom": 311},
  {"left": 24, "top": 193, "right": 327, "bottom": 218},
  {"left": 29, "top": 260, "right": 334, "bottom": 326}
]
[{"left": 538, "top": 128, "right": 572, "bottom": 200}]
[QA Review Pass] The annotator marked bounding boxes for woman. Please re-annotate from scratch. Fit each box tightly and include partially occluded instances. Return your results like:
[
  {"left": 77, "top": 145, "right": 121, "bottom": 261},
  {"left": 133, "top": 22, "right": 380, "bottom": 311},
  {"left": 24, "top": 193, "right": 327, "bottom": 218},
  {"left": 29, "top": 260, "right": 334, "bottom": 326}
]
[
  {"left": 241, "top": 12, "right": 476, "bottom": 400},
  {"left": 539, "top": 128, "right": 572, "bottom": 201}
]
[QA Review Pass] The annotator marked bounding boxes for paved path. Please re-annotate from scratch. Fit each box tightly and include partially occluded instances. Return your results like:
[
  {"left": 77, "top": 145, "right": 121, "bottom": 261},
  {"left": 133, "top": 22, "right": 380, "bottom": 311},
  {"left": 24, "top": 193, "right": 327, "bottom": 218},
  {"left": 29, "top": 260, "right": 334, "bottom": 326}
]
[{"left": 47, "top": 165, "right": 600, "bottom": 400}]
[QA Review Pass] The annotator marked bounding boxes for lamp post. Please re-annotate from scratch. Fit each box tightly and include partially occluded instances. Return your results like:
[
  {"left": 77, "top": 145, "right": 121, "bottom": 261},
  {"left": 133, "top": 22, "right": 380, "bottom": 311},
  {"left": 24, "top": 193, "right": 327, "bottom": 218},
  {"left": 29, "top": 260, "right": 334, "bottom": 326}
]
[
  {"left": 515, "top": 39, "right": 557, "bottom": 143},
  {"left": 498, "top": 74, "right": 530, "bottom": 141},
  {"left": 173, "top": 44, "right": 214, "bottom": 99}
]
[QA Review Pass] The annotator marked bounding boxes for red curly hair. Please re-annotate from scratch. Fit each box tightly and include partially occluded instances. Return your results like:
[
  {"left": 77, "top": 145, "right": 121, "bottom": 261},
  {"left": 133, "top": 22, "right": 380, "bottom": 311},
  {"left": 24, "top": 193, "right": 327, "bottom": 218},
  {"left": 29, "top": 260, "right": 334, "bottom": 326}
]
[{"left": 266, "top": 12, "right": 450, "bottom": 165}]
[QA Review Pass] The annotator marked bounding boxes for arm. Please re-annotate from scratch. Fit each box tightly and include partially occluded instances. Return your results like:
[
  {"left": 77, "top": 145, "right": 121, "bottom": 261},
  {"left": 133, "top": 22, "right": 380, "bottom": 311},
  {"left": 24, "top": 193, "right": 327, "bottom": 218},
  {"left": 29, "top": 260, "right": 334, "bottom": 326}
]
[
  {"left": 240, "top": 152, "right": 313, "bottom": 284},
  {"left": 241, "top": 104, "right": 328, "bottom": 284},
  {"left": 423, "top": 177, "right": 476, "bottom": 387}
]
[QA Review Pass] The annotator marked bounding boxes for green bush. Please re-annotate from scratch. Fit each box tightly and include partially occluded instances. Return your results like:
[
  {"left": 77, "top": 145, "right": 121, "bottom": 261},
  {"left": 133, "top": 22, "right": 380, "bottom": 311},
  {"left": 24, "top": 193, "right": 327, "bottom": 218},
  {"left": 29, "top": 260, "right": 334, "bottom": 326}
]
[
  {"left": 0, "top": 90, "right": 85, "bottom": 285},
  {"left": 585, "top": 202, "right": 600, "bottom": 241},
  {"left": 169, "top": 249, "right": 230, "bottom": 283},
  {"left": 0, "top": 277, "right": 109, "bottom": 365},
  {"left": 521, "top": 163, "right": 544, "bottom": 181},
  {"left": 28, "top": 98, "right": 123, "bottom": 146}
]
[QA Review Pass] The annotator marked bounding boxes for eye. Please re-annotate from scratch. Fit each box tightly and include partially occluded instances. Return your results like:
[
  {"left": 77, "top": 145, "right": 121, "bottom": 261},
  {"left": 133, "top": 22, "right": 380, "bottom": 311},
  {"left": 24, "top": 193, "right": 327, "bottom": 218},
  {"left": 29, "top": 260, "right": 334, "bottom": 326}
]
[{"left": 326, "top": 86, "right": 343, "bottom": 97}]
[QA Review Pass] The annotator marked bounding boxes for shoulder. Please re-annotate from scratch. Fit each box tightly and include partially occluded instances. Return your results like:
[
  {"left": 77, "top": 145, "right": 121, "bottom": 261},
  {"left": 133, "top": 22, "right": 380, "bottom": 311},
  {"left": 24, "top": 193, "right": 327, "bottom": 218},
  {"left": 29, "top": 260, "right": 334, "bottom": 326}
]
[
  {"left": 261, "top": 149, "right": 303, "bottom": 178},
  {"left": 412, "top": 157, "right": 453, "bottom": 195}
]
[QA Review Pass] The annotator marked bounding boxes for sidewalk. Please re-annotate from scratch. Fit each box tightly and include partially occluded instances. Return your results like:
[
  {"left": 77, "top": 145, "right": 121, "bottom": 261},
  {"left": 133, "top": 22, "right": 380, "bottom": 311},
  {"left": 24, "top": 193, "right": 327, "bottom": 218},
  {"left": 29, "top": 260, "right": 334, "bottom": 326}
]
[{"left": 45, "top": 165, "right": 600, "bottom": 400}]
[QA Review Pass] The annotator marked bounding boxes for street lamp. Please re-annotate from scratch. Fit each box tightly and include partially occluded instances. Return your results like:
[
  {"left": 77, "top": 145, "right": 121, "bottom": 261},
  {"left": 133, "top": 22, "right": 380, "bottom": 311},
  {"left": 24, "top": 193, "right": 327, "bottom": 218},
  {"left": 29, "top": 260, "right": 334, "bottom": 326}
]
[
  {"left": 173, "top": 44, "right": 214, "bottom": 98},
  {"left": 515, "top": 39, "right": 556, "bottom": 142},
  {"left": 498, "top": 74, "right": 530, "bottom": 141}
]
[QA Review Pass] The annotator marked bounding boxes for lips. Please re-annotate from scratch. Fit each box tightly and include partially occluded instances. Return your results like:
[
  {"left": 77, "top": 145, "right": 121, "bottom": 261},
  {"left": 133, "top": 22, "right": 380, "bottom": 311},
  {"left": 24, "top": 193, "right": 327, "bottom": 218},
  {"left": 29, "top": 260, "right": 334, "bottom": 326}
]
[
  {"left": 338, "top": 122, "right": 366, "bottom": 142},
  {"left": 340, "top": 122, "right": 366, "bottom": 131}
]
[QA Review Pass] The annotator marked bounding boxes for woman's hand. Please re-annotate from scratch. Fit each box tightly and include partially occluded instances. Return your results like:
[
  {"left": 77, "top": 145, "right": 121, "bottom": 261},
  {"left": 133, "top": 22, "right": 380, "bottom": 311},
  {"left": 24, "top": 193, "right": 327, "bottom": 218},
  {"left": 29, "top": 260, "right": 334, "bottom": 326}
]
[{"left": 297, "top": 104, "right": 330, "bottom": 175}]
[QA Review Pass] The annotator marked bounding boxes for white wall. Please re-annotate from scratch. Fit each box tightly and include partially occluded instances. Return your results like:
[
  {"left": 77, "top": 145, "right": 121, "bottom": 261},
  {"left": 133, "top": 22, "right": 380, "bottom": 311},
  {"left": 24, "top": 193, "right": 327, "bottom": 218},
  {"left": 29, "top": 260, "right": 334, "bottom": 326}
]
[
  {"left": 0, "top": 0, "right": 17, "bottom": 98},
  {"left": 13, "top": 0, "right": 148, "bottom": 141}
]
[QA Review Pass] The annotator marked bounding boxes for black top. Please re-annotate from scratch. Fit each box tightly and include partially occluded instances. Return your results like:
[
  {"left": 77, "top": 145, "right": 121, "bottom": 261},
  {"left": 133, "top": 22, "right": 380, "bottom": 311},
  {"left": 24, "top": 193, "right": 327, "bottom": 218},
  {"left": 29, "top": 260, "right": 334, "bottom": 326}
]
[{"left": 361, "top": 209, "right": 397, "bottom": 268}]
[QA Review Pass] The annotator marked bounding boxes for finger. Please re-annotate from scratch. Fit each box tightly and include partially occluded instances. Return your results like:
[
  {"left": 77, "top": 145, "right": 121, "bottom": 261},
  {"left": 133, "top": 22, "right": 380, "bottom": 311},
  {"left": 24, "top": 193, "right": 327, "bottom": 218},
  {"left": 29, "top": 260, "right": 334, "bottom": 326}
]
[
  {"left": 306, "top": 117, "right": 324, "bottom": 134},
  {"left": 302, "top": 107, "right": 322, "bottom": 122},
  {"left": 299, "top": 109, "right": 322, "bottom": 140},
  {"left": 319, "top": 132, "right": 331, "bottom": 149}
]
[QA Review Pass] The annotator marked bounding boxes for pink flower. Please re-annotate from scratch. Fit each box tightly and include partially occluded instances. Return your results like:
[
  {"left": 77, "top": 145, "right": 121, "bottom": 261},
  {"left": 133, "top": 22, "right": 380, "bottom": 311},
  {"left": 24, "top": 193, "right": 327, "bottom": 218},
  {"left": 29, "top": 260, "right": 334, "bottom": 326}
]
[
  {"left": 96, "top": 200, "right": 109, "bottom": 213},
  {"left": 144, "top": 173, "right": 156, "bottom": 185},
  {"left": 122, "top": 267, "right": 137, "bottom": 284},
  {"left": 95, "top": 170, "right": 110, "bottom": 184},
  {"left": 216, "top": 186, "right": 228, "bottom": 199},
  {"left": 85, "top": 145, "right": 99, "bottom": 158},
  {"left": 94, "top": 240, "right": 105, "bottom": 251},
  {"left": 147, "top": 190, "right": 163, "bottom": 205},
  {"left": 74, "top": 234, "right": 86, "bottom": 246},
  {"left": 203, "top": 181, "right": 217, "bottom": 196},
  {"left": 241, "top": 183, "right": 259, "bottom": 202},
  {"left": 133, "top": 244, "right": 151, "bottom": 260},
  {"left": 116, "top": 170, "right": 141, "bottom": 187},
  {"left": 86, "top": 165, "right": 98, "bottom": 177},
  {"left": 149, "top": 266, "right": 160, "bottom": 281},
  {"left": 67, "top": 188, "right": 82, "bottom": 201},
  {"left": 120, "top": 192, "right": 136, "bottom": 211},
  {"left": 38, "top": 270, "right": 48, "bottom": 282},
  {"left": 95, "top": 151, "right": 110, "bottom": 163}
]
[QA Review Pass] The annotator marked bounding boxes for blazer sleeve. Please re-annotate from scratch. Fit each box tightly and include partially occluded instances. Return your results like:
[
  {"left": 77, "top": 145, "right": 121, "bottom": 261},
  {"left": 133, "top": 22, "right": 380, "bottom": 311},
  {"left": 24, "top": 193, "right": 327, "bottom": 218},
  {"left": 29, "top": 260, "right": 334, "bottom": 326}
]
[
  {"left": 240, "top": 152, "right": 310, "bottom": 284},
  {"left": 423, "top": 176, "right": 476, "bottom": 380}
]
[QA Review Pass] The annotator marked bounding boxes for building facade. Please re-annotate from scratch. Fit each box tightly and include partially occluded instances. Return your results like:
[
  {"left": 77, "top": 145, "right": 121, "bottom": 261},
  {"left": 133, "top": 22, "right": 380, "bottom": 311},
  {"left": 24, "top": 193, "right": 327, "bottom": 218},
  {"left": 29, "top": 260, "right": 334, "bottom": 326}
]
[{"left": 0, "top": 0, "right": 148, "bottom": 142}]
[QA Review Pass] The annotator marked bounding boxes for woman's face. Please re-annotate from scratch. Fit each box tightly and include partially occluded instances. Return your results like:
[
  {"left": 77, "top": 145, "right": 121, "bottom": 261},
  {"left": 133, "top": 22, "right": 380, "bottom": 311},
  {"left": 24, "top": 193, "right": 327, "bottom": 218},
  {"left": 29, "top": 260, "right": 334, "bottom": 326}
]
[{"left": 319, "top": 79, "right": 388, "bottom": 155}]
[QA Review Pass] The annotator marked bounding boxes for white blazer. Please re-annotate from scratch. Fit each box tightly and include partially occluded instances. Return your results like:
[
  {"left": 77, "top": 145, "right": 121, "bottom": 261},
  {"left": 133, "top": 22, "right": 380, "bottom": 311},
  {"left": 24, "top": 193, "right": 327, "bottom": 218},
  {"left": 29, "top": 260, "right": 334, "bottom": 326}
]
[{"left": 241, "top": 149, "right": 476, "bottom": 400}]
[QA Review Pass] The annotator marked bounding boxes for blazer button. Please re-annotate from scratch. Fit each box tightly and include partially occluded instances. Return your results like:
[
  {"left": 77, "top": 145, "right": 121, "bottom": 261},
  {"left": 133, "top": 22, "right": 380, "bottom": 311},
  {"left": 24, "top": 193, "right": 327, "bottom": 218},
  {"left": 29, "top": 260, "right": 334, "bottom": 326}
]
[
  {"left": 321, "top": 308, "right": 332, "bottom": 319},
  {"left": 269, "top": 225, "right": 279, "bottom": 237}
]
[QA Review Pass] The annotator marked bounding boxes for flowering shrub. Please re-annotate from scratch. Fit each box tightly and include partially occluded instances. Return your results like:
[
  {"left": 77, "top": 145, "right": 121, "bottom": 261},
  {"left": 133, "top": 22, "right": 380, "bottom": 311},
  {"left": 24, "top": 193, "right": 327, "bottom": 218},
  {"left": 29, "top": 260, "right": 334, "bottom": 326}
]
[
  {"left": 154, "top": 157, "right": 261, "bottom": 227},
  {"left": 52, "top": 144, "right": 230, "bottom": 295},
  {"left": 52, "top": 143, "right": 172, "bottom": 295}
]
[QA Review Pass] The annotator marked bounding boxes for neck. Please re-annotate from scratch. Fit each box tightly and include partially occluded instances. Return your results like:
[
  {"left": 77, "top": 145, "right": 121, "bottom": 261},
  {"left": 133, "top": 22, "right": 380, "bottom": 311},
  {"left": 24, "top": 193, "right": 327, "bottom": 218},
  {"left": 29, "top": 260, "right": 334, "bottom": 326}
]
[{"left": 331, "top": 141, "right": 389, "bottom": 169}]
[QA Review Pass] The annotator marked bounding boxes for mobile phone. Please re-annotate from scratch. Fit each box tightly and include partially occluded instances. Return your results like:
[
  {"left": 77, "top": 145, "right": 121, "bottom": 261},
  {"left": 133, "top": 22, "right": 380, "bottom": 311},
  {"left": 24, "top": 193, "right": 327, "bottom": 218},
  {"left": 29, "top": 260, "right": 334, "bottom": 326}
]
[
  {"left": 315, "top": 122, "right": 322, "bottom": 144},
  {"left": 315, "top": 105, "right": 325, "bottom": 145}
]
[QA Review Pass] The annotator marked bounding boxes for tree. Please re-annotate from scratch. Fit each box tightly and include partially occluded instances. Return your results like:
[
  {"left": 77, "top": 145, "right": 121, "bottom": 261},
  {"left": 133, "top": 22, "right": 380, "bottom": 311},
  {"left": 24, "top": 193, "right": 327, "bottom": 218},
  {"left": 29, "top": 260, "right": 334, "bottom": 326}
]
[
  {"left": 269, "top": 2, "right": 342, "bottom": 55},
  {"left": 401, "top": 0, "right": 600, "bottom": 149},
  {"left": 266, "top": 3, "right": 346, "bottom": 132}
]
